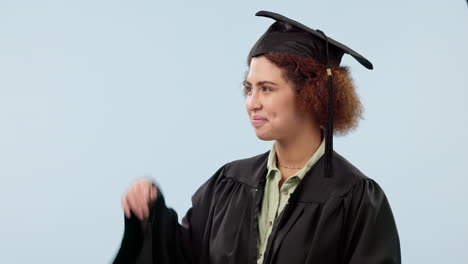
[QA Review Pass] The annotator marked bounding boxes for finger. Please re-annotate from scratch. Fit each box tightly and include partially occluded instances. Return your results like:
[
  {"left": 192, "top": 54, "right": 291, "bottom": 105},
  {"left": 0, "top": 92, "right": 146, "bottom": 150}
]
[
  {"left": 137, "top": 185, "right": 150, "bottom": 220},
  {"left": 141, "top": 197, "right": 150, "bottom": 220},
  {"left": 146, "top": 184, "right": 152, "bottom": 202},
  {"left": 144, "top": 185, "right": 152, "bottom": 218},
  {"left": 145, "top": 185, "right": 158, "bottom": 219},
  {"left": 141, "top": 183, "right": 150, "bottom": 204},
  {"left": 143, "top": 205, "right": 150, "bottom": 219},
  {"left": 134, "top": 182, "right": 148, "bottom": 207},
  {"left": 127, "top": 193, "right": 143, "bottom": 220},
  {"left": 122, "top": 196, "right": 130, "bottom": 218},
  {"left": 150, "top": 185, "right": 157, "bottom": 201},
  {"left": 138, "top": 203, "right": 148, "bottom": 220}
]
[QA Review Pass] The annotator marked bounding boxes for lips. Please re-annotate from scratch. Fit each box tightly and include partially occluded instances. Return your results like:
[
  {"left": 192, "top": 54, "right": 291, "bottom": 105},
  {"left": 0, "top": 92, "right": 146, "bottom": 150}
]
[{"left": 251, "top": 115, "right": 267, "bottom": 127}]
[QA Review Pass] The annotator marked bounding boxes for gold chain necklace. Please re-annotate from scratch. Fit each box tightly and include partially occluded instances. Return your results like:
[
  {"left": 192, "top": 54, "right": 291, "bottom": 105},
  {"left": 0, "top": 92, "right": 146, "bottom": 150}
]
[{"left": 276, "top": 160, "right": 302, "bottom": 169}]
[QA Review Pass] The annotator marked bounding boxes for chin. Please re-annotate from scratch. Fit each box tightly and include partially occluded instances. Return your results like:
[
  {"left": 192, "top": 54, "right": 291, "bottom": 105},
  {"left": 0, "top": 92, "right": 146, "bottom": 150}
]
[{"left": 254, "top": 130, "right": 276, "bottom": 141}]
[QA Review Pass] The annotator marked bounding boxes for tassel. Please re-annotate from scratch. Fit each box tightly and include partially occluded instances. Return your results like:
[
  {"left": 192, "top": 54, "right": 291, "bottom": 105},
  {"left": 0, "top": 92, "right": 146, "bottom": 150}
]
[{"left": 317, "top": 30, "right": 334, "bottom": 178}]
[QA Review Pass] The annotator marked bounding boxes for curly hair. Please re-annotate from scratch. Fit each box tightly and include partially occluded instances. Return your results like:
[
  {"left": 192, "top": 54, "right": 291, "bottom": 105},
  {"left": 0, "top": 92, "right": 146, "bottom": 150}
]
[{"left": 246, "top": 52, "right": 363, "bottom": 135}]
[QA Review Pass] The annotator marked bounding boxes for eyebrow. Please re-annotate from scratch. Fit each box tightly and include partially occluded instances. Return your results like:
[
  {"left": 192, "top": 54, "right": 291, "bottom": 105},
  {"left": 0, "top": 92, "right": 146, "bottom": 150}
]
[{"left": 243, "top": 80, "right": 278, "bottom": 87}]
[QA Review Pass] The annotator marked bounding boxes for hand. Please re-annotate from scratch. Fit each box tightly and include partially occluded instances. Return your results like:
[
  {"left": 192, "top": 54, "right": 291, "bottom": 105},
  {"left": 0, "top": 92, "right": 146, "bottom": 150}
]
[{"left": 121, "top": 178, "right": 158, "bottom": 220}]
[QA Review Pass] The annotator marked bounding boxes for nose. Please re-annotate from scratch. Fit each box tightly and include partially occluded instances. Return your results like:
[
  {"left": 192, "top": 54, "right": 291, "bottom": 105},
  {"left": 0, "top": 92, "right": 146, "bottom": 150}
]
[{"left": 246, "top": 90, "right": 262, "bottom": 113}]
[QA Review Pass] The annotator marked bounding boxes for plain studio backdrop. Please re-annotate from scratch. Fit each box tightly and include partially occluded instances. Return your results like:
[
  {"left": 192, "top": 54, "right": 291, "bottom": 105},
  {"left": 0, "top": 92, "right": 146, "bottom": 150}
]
[{"left": 0, "top": 0, "right": 467, "bottom": 263}]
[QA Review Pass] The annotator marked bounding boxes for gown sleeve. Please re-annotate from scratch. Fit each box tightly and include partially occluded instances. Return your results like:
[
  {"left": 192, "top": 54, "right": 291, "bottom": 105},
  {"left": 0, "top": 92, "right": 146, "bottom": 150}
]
[
  {"left": 342, "top": 179, "right": 401, "bottom": 264},
  {"left": 113, "top": 166, "right": 225, "bottom": 264}
]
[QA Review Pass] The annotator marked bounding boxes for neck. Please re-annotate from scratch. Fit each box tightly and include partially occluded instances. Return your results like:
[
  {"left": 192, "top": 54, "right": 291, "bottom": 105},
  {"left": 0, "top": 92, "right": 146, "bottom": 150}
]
[{"left": 275, "top": 127, "right": 322, "bottom": 169}]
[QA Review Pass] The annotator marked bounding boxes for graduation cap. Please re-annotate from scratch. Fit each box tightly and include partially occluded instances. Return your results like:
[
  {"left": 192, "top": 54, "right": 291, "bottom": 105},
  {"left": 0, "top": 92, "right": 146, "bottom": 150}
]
[{"left": 249, "top": 10, "right": 373, "bottom": 178}]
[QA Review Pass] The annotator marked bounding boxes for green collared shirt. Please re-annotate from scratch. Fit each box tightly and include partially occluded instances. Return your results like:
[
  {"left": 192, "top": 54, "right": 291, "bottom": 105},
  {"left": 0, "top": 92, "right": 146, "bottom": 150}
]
[{"left": 256, "top": 138, "right": 326, "bottom": 263}]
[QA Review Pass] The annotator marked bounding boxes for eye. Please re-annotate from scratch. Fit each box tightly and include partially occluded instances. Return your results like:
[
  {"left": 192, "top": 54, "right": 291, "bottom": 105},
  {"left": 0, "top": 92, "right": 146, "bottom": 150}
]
[
  {"left": 243, "top": 85, "right": 252, "bottom": 95},
  {"left": 262, "top": 86, "right": 272, "bottom": 92}
]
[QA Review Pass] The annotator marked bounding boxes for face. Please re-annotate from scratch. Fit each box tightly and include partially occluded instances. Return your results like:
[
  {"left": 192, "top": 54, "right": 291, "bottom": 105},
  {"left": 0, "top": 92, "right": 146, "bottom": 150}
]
[{"left": 244, "top": 56, "right": 311, "bottom": 141}]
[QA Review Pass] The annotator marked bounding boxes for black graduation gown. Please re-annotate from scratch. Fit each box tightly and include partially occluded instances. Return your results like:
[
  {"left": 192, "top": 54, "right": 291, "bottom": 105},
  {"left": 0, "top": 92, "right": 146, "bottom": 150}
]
[{"left": 113, "top": 150, "right": 401, "bottom": 264}]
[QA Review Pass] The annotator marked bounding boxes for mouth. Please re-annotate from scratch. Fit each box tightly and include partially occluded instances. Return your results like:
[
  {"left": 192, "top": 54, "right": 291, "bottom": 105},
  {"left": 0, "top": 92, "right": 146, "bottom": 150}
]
[{"left": 251, "top": 116, "right": 268, "bottom": 127}]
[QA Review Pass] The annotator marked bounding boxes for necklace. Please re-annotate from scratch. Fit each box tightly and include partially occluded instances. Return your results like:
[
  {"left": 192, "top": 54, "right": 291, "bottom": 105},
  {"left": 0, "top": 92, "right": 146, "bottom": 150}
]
[{"left": 276, "top": 160, "right": 303, "bottom": 169}]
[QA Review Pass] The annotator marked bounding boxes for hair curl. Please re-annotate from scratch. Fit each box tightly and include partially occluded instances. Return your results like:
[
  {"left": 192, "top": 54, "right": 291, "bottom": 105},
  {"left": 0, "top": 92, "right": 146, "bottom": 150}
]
[{"left": 246, "top": 52, "right": 363, "bottom": 135}]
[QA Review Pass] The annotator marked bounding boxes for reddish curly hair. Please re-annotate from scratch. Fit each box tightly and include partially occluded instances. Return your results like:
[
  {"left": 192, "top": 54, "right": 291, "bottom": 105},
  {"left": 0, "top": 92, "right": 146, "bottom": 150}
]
[{"left": 246, "top": 52, "right": 363, "bottom": 135}]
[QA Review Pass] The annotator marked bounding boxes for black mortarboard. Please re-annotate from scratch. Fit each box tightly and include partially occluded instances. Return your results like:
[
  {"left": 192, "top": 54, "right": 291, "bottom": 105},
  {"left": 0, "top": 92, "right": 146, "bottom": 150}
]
[{"left": 249, "top": 10, "right": 373, "bottom": 178}]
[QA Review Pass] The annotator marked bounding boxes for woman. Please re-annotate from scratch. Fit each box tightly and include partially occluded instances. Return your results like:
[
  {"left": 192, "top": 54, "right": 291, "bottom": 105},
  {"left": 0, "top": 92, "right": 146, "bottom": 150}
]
[{"left": 113, "top": 11, "right": 401, "bottom": 264}]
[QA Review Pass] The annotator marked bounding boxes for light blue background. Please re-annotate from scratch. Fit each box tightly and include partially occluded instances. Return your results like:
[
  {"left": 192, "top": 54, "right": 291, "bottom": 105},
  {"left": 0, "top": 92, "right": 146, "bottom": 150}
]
[{"left": 1, "top": 0, "right": 467, "bottom": 263}]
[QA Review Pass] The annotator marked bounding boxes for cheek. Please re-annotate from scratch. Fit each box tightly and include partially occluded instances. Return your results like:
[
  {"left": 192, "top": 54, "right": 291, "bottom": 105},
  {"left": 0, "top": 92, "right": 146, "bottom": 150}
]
[
  {"left": 272, "top": 98, "right": 302, "bottom": 125},
  {"left": 275, "top": 98, "right": 296, "bottom": 117}
]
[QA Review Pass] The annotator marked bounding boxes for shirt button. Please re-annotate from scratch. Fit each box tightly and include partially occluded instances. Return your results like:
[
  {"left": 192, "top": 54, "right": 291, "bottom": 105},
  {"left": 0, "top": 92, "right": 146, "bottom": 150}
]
[
  {"left": 268, "top": 221, "right": 273, "bottom": 227},
  {"left": 258, "top": 253, "right": 262, "bottom": 259},
  {"left": 283, "top": 190, "right": 289, "bottom": 195}
]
